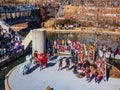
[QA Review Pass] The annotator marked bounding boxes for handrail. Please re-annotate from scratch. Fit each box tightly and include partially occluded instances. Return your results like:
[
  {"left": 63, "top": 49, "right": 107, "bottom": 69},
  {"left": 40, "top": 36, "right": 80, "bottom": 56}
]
[
  {"left": 22, "top": 30, "right": 32, "bottom": 49},
  {"left": 0, "top": 19, "right": 24, "bottom": 39}
]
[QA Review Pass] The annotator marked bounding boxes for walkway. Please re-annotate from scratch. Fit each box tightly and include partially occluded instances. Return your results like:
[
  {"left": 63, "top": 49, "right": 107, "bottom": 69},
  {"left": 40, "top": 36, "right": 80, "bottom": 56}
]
[
  {"left": 40, "top": 27, "right": 120, "bottom": 35},
  {"left": 8, "top": 56, "right": 120, "bottom": 90}
]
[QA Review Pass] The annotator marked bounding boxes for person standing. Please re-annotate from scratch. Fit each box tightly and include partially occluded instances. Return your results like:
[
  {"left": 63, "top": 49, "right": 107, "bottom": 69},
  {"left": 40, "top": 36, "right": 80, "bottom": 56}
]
[
  {"left": 33, "top": 50, "right": 38, "bottom": 64},
  {"left": 58, "top": 58, "right": 63, "bottom": 70},
  {"left": 85, "top": 66, "right": 91, "bottom": 82},
  {"left": 65, "top": 58, "right": 70, "bottom": 71},
  {"left": 37, "top": 53, "right": 44, "bottom": 71},
  {"left": 102, "top": 55, "right": 107, "bottom": 81}
]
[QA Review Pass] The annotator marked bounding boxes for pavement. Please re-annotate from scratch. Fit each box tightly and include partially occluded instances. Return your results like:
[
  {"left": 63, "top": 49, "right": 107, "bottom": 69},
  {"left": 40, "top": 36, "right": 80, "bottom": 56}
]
[{"left": 8, "top": 56, "right": 120, "bottom": 90}]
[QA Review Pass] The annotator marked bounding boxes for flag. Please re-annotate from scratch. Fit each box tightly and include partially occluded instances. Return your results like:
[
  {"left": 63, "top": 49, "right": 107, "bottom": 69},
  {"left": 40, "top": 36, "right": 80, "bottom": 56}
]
[{"left": 89, "top": 43, "right": 95, "bottom": 52}]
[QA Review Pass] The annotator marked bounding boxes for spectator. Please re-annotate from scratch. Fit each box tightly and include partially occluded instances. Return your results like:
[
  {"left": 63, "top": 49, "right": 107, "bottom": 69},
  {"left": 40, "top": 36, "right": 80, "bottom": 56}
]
[{"left": 33, "top": 50, "right": 38, "bottom": 64}]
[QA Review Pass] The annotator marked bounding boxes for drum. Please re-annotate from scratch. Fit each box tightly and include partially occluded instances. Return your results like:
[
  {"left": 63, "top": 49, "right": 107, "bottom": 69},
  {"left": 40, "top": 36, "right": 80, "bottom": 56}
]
[{"left": 76, "top": 69, "right": 85, "bottom": 78}]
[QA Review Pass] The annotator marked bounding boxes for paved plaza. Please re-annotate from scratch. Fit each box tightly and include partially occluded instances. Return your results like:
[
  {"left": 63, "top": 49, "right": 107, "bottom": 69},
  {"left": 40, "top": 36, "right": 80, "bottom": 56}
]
[{"left": 8, "top": 56, "right": 120, "bottom": 90}]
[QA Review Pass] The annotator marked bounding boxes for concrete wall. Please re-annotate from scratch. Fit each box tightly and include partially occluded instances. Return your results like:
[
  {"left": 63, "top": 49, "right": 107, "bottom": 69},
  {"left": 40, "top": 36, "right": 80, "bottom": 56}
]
[{"left": 32, "top": 30, "right": 46, "bottom": 55}]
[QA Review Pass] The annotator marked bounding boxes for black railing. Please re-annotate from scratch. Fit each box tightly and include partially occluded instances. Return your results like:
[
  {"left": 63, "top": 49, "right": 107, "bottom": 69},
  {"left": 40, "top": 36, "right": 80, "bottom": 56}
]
[
  {"left": 0, "top": 4, "right": 39, "bottom": 14},
  {"left": 0, "top": 46, "right": 32, "bottom": 68}
]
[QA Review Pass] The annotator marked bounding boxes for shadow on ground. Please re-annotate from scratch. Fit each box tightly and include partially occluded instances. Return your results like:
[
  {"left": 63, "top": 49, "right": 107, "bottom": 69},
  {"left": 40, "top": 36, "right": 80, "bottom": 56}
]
[
  {"left": 50, "top": 55, "right": 59, "bottom": 61},
  {"left": 46, "top": 62, "right": 56, "bottom": 68},
  {"left": 28, "top": 64, "right": 39, "bottom": 74}
]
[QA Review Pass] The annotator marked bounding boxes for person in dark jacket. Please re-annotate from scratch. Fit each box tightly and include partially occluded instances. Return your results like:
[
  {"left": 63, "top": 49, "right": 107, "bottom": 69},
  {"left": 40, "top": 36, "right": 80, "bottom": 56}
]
[{"left": 65, "top": 58, "right": 70, "bottom": 71}]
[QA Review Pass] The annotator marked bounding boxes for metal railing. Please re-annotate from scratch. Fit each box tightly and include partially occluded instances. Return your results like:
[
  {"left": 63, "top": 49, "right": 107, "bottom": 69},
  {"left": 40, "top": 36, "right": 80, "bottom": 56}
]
[
  {"left": 0, "top": 4, "right": 39, "bottom": 14},
  {"left": 0, "top": 46, "right": 32, "bottom": 68}
]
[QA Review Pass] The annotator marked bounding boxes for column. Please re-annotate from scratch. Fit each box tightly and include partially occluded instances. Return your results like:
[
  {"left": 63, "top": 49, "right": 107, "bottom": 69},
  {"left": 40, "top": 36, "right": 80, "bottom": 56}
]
[{"left": 32, "top": 30, "right": 46, "bottom": 54}]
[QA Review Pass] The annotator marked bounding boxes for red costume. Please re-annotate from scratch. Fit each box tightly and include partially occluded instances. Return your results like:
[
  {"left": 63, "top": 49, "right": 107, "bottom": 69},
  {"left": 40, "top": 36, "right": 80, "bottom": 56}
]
[
  {"left": 58, "top": 59, "right": 63, "bottom": 70},
  {"left": 37, "top": 53, "right": 43, "bottom": 62},
  {"left": 65, "top": 59, "right": 70, "bottom": 70},
  {"left": 43, "top": 56, "right": 48, "bottom": 67},
  {"left": 37, "top": 53, "right": 44, "bottom": 70},
  {"left": 75, "top": 44, "right": 79, "bottom": 50},
  {"left": 85, "top": 68, "right": 91, "bottom": 82}
]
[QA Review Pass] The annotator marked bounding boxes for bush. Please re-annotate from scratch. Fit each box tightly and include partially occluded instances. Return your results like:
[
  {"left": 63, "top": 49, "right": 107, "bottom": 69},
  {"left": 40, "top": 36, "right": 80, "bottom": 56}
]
[{"left": 56, "top": 19, "right": 76, "bottom": 25}]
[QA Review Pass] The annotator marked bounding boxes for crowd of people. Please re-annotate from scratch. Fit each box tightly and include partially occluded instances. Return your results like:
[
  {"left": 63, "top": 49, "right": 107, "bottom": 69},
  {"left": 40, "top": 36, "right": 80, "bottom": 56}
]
[
  {"left": 33, "top": 42, "right": 108, "bottom": 83},
  {"left": 0, "top": 27, "right": 23, "bottom": 60},
  {"left": 72, "top": 51, "right": 107, "bottom": 83},
  {"left": 0, "top": 3, "right": 39, "bottom": 26},
  {"left": 57, "top": 55, "right": 107, "bottom": 83},
  {"left": 0, "top": 3, "right": 38, "bottom": 13},
  {"left": 53, "top": 38, "right": 120, "bottom": 58},
  {"left": 52, "top": 38, "right": 120, "bottom": 83}
]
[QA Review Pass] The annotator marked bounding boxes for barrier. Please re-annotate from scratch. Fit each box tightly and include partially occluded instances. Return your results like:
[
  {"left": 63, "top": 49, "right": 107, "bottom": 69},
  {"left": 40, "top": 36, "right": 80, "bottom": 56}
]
[{"left": 0, "top": 47, "right": 31, "bottom": 68}]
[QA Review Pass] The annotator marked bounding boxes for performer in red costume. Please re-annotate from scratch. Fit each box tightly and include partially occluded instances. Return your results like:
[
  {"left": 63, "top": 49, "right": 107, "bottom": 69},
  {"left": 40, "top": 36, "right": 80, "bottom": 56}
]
[
  {"left": 43, "top": 55, "right": 48, "bottom": 67},
  {"left": 37, "top": 53, "right": 44, "bottom": 71}
]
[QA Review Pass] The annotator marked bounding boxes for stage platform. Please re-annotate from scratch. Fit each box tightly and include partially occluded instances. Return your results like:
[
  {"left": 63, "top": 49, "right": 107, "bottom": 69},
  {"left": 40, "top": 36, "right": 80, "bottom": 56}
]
[{"left": 6, "top": 56, "right": 120, "bottom": 90}]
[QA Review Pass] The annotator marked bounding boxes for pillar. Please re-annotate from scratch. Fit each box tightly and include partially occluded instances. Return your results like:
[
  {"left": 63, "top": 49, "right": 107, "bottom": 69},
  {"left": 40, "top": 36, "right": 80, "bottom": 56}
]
[{"left": 32, "top": 30, "right": 46, "bottom": 55}]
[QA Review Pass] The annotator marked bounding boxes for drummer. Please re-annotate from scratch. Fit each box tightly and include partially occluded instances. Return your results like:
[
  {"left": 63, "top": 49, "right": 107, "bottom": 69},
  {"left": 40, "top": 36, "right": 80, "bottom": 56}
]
[
  {"left": 77, "top": 54, "right": 84, "bottom": 69},
  {"left": 85, "top": 66, "right": 91, "bottom": 82},
  {"left": 96, "top": 68, "right": 103, "bottom": 83}
]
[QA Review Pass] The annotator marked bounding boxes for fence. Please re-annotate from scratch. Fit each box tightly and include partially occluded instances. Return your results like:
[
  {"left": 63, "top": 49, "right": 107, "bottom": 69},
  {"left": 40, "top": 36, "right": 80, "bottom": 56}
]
[{"left": 0, "top": 46, "right": 31, "bottom": 68}]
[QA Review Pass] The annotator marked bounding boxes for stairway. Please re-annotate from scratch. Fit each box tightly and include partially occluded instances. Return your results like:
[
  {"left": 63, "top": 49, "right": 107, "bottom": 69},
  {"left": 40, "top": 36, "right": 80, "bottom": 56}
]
[
  {"left": 0, "top": 19, "right": 32, "bottom": 50},
  {"left": 22, "top": 30, "right": 32, "bottom": 49},
  {"left": 0, "top": 19, "right": 10, "bottom": 31},
  {"left": 56, "top": 4, "right": 64, "bottom": 19}
]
